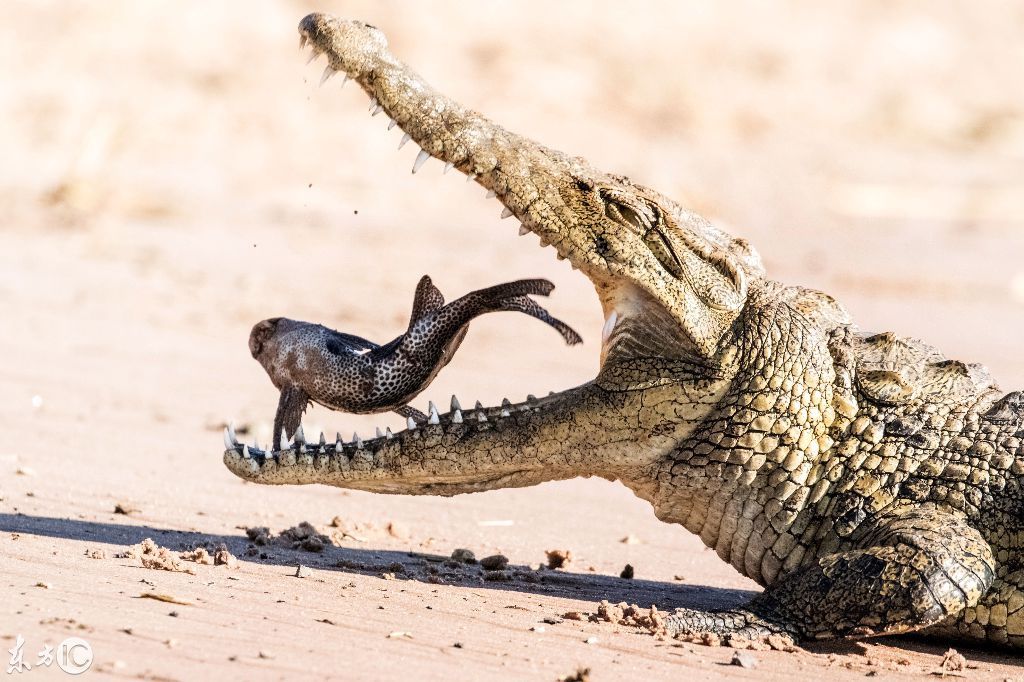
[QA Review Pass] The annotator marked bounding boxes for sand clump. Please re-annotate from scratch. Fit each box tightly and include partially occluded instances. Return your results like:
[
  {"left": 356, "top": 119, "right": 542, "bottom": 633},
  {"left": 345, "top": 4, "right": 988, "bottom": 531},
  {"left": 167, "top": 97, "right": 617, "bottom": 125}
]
[{"left": 117, "top": 538, "right": 194, "bottom": 574}]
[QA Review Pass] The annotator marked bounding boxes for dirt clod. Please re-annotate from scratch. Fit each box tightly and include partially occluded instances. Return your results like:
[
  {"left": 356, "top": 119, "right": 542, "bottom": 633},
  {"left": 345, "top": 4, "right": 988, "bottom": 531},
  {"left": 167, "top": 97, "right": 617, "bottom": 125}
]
[
  {"left": 480, "top": 554, "right": 509, "bottom": 570},
  {"left": 450, "top": 548, "right": 476, "bottom": 564},
  {"left": 114, "top": 501, "right": 139, "bottom": 515},
  {"left": 620, "top": 563, "right": 634, "bottom": 579},
  {"left": 941, "top": 648, "right": 966, "bottom": 672},
  {"left": 545, "top": 549, "right": 572, "bottom": 569},
  {"left": 120, "top": 538, "right": 194, "bottom": 574},
  {"left": 558, "top": 668, "right": 591, "bottom": 682}
]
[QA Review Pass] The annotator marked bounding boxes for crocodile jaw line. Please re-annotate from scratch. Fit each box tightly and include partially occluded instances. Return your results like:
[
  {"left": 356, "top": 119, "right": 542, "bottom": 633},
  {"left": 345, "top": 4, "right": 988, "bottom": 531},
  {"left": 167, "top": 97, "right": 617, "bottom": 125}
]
[{"left": 222, "top": 16, "right": 741, "bottom": 492}]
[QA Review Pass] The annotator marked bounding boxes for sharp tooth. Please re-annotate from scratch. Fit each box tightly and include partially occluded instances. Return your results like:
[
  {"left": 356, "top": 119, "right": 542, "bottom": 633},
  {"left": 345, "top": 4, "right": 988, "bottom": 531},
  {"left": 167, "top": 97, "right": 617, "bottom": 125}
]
[
  {"left": 387, "top": 118, "right": 397, "bottom": 130},
  {"left": 371, "top": 104, "right": 383, "bottom": 116},
  {"left": 602, "top": 310, "right": 619, "bottom": 343},
  {"left": 452, "top": 409, "right": 463, "bottom": 424},
  {"left": 466, "top": 174, "right": 477, "bottom": 182},
  {"left": 450, "top": 395, "right": 462, "bottom": 411},
  {"left": 335, "top": 433, "right": 344, "bottom": 450},
  {"left": 486, "top": 190, "right": 496, "bottom": 199},
  {"left": 294, "top": 425, "right": 305, "bottom": 444},
  {"left": 385, "top": 427, "right": 394, "bottom": 440},
  {"left": 376, "top": 427, "right": 384, "bottom": 439},
  {"left": 305, "top": 49, "right": 321, "bottom": 65},
  {"left": 500, "top": 208, "right": 514, "bottom": 219},
  {"left": 428, "top": 402, "right": 440, "bottom": 425},
  {"left": 412, "top": 148, "right": 430, "bottom": 173},
  {"left": 399, "top": 133, "right": 411, "bottom": 149},
  {"left": 518, "top": 225, "right": 529, "bottom": 236},
  {"left": 280, "top": 429, "right": 291, "bottom": 451},
  {"left": 341, "top": 74, "right": 349, "bottom": 88},
  {"left": 368, "top": 97, "right": 377, "bottom": 111},
  {"left": 527, "top": 394, "right": 538, "bottom": 403},
  {"left": 299, "top": 34, "right": 308, "bottom": 50},
  {"left": 352, "top": 432, "right": 363, "bottom": 449},
  {"left": 319, "top": 432, "right": 327, "bottom": 446},
  {"left": 407, "top": 416, "right": 417, "bottom": 430},
  {"left": 242, "top": 444, "right": 251, "bottom": 459},
  {"left": 443, "top": 162, "right": 454, "bottom": 174},
  {"left": 223, "top": 428, "right": 234, "bottom": 450},
  {"left": 502, "top": 398, "right": 512, "bottom": 408},
  {"left": 319, "top": 65, "right": 335, "bottom": 86},
  {"left": 227, "top": 422, "right": 238, "bottom": 444},
  {"left": 500, "top": 408, "right": 511, "bottom": 418}
]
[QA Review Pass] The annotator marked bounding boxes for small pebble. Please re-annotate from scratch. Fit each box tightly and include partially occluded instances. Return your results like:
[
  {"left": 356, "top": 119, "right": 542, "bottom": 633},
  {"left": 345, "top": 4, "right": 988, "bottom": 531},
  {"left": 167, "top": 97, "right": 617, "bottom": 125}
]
[
  {"left": 480, "top": 554, "right": 509, "bottom": 571},
  {"left": 620, "top": 564, "right": 634, "bottom": 579},
  {"left": 730, "top": 650, "right": 758, "bottom": 669}
]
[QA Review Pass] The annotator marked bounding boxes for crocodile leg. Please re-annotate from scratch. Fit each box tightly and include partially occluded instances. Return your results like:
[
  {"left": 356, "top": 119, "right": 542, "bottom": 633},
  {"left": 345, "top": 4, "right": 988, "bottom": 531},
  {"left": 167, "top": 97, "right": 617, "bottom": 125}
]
[{"left": 666, "top": 507, "right": 995, "bottom": 642}]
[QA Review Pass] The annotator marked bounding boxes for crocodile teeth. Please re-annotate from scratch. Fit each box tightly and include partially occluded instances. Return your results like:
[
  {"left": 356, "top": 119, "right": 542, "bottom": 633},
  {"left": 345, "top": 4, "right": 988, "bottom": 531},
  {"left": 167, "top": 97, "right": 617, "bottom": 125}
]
[
  {"left": 242, "top": 444, "right": 251, "bottom": 459},
  {"left": 501, "top": 398, "right": 512, "bottom": 408},
  {"left": 385, "top": 427, "right": 394, "bottom": 440},
  {"left": 519, "top": 225, "right": 530, "bottom": 236},
  {"left": 223, "top": 427, "right": 234, "bottom": 450},
  {"left": 305, "top": 49, "right": 321, "bottom": 65},
  {"left": 299, "top": 34, "right": 308, "bottom": 50},
  {"left": 486, "top": 190, "right": 496, "bottom": 199},
  {"left": 443, "top": 162, "right": 454, "bottom": 174},
  {"left": 353, "top": 432, "right": 363, "bottom": 449},
  {"left": 280, "top": 429, "right": 292, "bottom": 450},
  {"left": 407, "top": 416, "right": 417, "bottom": 430},
  {"left": 387, "top": 118, "right": 397, "bottom": 130},
  {"left": 452, "top": 409, "right": 463, "bottom": 424},
  {"left": 340, "top": 74, "right": 349, "bottom": 88},
  {"left": 527, "top": 394, "right": 538, "bottom": 403},
  {"left": 319, "top": 432, "right": 327, "bottom": 446},
  {"left": 227, "top": 422, "right": 238, "bottom": 444},
  {"left": 500, "top": 208, "right": 513, "bottom": 219},
  {"left": 475, "top": 400, "right": 484, "bottom": 410},
  {"left": 376, "top": 427, "right": 385, "bottom": 439},
  {"left": 294, "top": 425, "right": 306, "bottom": 444},
  {"left": 319, "top": 66, "right": 335, "bottom": 86},
  {"left": 428, "top": 402, "right": 440, "bottom": 424},
  {"left": 399, "top": 133, "right": 411, "bottom": 150},
  {"left": 466, "top": 174, "right": 477, "bottom": 182},
  {"left": 451, "top": 395, "right": 462, "bottom": 411},
  {"left": 335, "top": 433, "right": 344, "bottom": 450},
  {"left": 368, "top": 97, "right": 377, "bottom": 111},
  {"left": 500, "top": 408, "right": 511, "bottom": 417},
  {"left": 602, "top": 310, "right": 619, "bottom": 344},
  {"left": 371, "top": 104, "right": 384, "bottom": 116},
  {"left": 412, "top": 148, "right": 430, "bottom": 173}
]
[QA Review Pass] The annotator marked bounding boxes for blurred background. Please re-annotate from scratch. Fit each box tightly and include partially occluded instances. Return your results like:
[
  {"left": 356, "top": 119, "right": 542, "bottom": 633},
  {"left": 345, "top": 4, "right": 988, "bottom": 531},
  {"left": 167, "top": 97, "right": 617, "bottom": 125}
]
[
  {"left": 1, "top": 0, "right": 1022, "bottom": 482},
  {"left": 2, "top": 2, "right": 1023, "bottom": 677}
]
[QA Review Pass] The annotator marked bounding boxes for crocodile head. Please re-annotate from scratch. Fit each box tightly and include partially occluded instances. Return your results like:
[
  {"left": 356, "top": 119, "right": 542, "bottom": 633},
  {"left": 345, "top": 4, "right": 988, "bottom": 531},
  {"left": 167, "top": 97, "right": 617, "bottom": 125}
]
[{"left": 222, "top": 14, "right": 765, "bottom": 496}]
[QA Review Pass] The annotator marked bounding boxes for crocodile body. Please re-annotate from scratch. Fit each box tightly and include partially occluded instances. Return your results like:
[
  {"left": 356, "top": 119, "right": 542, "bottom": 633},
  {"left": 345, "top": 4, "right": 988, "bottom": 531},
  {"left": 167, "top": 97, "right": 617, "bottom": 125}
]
[
  {"left": 223, "top": 13, "right": 1024, "bottom": 649},
  {"left": 250, "top": 275, "right": 580, "bottom": 449}
]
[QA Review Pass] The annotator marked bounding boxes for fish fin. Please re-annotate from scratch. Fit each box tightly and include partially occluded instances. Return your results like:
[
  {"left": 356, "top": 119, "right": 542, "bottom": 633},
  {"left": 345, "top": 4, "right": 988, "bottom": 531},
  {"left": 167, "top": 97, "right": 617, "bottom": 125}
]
[
  {"left": 408, "top": 275, "right": 445, "bottom": 330},
  {"left": 394, "top": 404, "right": 428, "bottom": 424},
  {"left": 273, "top": 385, "right": 310, "bottom": 450}
]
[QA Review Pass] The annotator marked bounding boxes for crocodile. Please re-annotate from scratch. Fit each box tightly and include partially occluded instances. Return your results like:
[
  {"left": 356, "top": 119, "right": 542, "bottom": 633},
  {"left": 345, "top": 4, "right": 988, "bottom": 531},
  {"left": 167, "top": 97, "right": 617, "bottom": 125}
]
[
  {"left": 250, "top": 275, "right": 581, "bottom": 450},
  {"left": 223, "top": 12, "right": 1024, "bottom": 649}
]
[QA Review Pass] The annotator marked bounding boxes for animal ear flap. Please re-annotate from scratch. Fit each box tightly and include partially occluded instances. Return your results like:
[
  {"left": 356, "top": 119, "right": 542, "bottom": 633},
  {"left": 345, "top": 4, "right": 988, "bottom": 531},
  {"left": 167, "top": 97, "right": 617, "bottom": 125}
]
[{"left": 409, "top": 275, "right": 445, "bottom": 330}]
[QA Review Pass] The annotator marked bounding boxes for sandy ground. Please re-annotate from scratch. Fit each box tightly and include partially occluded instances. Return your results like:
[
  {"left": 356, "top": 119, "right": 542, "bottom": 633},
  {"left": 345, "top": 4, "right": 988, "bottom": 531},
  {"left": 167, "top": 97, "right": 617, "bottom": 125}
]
[{"left": 2, "top": 1, "right": 1024, "bottom": 679}]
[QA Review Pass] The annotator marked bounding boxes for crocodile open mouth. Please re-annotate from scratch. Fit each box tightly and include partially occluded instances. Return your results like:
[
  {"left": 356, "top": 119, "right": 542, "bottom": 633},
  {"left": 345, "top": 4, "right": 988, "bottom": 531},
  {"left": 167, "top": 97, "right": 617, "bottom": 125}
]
[{"left": 222, "top": 14, "right": 738, "bottom": 489}]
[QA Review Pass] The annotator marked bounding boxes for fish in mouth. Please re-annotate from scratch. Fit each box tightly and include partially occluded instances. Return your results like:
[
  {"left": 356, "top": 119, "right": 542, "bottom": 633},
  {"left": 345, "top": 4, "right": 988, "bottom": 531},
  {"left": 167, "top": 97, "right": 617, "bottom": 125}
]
[{"left": 249, "top": 275, "right": 581, "bottom": 452}]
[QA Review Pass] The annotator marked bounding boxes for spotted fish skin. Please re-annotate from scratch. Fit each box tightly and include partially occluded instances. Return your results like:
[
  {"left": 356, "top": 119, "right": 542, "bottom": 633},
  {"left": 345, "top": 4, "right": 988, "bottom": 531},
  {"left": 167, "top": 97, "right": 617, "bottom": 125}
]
[{"left": 249, "top": 275, "right": 580, "bottom": 448}]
